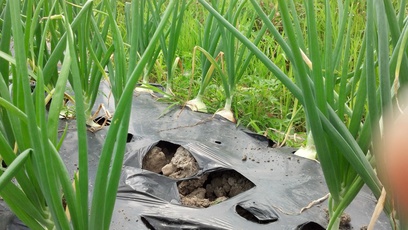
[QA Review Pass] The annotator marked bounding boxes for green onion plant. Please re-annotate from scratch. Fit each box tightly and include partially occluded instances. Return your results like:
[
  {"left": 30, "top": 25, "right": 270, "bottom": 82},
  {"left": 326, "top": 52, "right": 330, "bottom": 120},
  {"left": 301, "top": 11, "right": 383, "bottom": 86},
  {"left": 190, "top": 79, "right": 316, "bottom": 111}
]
[
  {"left": 187, "top": 0, "right": 270, "bottom": 121},
  {"left": 125, "top": 0, "right": 163, "bottom": 89},
  {"left": 198, "top": 0, "right": 408, "bottom": 229},
  {"left": 65, "top": 0, "right": 116, "bottom": 129},
  {"left": 0, "top": 0, "right": 175, "bottom": 229},
  {"left": 215, "top": 0, "right": 271, "bottom": 122},
  {"left": 157, "top": 0, "right": 188, "bottom": 96},
  {"left": 186, "top": 0, "right": 223, "bottom": 112},
  {"left": 13, "top": 0, "right": 117, "bottom": 129}
]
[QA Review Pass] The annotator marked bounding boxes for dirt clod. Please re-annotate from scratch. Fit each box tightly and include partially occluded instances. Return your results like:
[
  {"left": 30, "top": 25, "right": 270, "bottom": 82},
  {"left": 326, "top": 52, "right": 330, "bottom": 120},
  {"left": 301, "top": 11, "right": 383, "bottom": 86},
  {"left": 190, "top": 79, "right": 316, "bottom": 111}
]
[
  {"left": 178, "top": 174, "right": 208, "bottom": 195},
  {"left": 324, "top": 209, "right": 352, "bottom": 230},
  {"left": 163, "top": 146, "right": 199, "bottom": 179},
  {"left": 142, "top": 146, "right": 169, "bottom": 173},
  {"left": 179, "top": 170, "right": 255, "bottom": 208},
  {"left": 340, "top": 213, "right": 351, "bottom": 226},
  {"left": 142, "top": 145, "right": 198, "bottom": 179}
]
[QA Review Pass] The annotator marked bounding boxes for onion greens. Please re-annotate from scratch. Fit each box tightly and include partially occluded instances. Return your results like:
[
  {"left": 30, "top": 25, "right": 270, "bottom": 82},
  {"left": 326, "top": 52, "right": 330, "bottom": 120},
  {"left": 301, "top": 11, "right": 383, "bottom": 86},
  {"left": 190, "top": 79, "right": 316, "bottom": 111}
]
[{"left": 198, "top": 0, "right": 408, "bottom": 228}]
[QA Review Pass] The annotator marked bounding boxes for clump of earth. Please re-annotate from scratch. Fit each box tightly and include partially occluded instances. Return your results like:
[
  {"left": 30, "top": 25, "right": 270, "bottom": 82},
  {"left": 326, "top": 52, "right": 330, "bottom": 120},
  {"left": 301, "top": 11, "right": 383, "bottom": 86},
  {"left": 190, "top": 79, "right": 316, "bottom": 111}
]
[
  {"left": 142, "top": 144, "right": 255, "bottom": 208},
  {"left": 178, "top": 170, "right": 255, "bottom": 208},
  {"left": 325, "top": 209, "right": 352, "bottom": 230},
  {"left": 142, "top": 145, "right": 198, "bottom": 179}
]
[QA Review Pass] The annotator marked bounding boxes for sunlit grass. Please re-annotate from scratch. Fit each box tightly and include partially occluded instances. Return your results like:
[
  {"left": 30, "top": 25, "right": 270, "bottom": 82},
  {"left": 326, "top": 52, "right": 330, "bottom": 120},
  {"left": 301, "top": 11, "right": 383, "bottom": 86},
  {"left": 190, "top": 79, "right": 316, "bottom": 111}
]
[
  {"left": 90, "top": 1, "right": 377, "bottom": 150},
  {"left": 155, "top": 0, "right": 375, "bottom": 148},
  {"left": 168, "top": 1, "right": 306, "bottom": 146}
]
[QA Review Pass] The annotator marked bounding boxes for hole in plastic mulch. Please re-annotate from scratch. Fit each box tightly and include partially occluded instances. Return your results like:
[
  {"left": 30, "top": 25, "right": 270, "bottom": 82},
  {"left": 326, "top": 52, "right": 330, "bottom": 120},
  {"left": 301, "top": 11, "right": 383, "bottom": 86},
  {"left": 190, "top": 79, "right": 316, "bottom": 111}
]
[
  {"left": 177, "top": 169, "right": 255, "bottom": 208},
  {"left": 235, "top": 205, "right": 277, "bottom": 224},
  {"left": 140, "top": 141, "right": 255, "bottom": 208},
  {"left": 142, "top": 141, "right": 199, "bottom": 178},
  {"left": 296, "top": 221, "right": 325, "bottom": 230},
  {"left": 93, "top": 116, "right": 111, "bottom": 126},
  {"left": 126, "top": 133, "right": 133, "bottom": 143},
  {"left": 235, "top": 200, "right": 279, "bottom": 224},
  {"left": 243, "top": 131, "right": 276, "bottom": 148},
  {"left": 141, "top": 215, "right": 216, "bottom": 230}
]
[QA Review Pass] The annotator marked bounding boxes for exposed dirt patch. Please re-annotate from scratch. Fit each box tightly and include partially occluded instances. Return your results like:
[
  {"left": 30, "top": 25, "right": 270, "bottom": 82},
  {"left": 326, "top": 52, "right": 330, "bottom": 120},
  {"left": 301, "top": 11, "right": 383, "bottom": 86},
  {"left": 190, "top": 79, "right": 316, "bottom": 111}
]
[
  {"left": 324, "top": 209, "right": 352, "bottom": 230},
  {"left": 178, "top": 170, "right": 255, "bottom": 208},
  {"left": 142, "top": 142, "right": 255, "bottom": 208},
  {"left": 142, "top": 142, "right": 198, "bottom": 178},
  {"left": 142, "top": 146, "right": 170, "bottom": 174},
  {"left": 340, "top": 213, "right": 351, "bottom": 227},
  {"left": 162, "top": 146, "right": 198, "bottom": 179}
]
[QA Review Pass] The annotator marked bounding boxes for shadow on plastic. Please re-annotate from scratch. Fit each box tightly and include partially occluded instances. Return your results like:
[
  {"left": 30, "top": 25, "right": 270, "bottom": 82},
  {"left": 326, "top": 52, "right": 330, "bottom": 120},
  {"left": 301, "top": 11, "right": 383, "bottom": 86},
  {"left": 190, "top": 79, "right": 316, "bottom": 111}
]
[
  {"left": 235, "top": 203, "right": 278, "bottom": 224},
  {"left": 141, "top": 215, "right": 227, "bottom": 230},
  {"left": 296, "top": 221, "right": 325, "bottom": 230}
]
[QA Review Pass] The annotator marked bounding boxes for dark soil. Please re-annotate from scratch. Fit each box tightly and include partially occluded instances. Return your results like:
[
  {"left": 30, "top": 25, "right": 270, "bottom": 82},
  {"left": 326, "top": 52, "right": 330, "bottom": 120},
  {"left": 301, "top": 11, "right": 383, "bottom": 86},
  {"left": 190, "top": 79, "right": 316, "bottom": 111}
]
[{"left": 178, "top": 170, "right": 255, "bottom": 208}]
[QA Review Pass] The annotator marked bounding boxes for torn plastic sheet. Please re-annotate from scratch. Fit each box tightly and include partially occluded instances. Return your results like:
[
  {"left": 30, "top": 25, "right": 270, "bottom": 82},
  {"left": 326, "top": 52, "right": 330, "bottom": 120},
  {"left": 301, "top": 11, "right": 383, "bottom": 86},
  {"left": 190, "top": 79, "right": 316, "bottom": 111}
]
[{"left": 0, "top": 83, "right": 391, "bottom": 229}]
